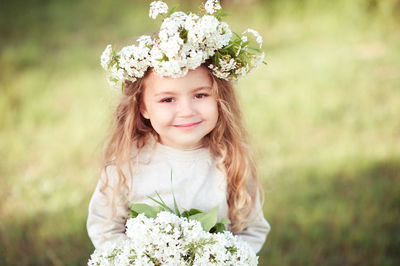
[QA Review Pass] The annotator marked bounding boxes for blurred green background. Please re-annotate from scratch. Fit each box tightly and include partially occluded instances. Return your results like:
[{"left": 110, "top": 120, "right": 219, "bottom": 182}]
[{"left": 1, "top": 0, "right": 399, "bottom": 265}]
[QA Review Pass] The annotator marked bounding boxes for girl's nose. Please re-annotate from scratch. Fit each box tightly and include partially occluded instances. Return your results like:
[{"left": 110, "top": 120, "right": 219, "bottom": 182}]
[{"left": 177, "top": 98, "right": 195, "bottom": 117}]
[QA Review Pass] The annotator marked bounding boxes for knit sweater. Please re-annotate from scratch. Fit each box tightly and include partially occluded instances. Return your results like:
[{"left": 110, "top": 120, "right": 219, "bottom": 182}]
[{"left": 87, "top": 140, "right": 270, "bottom": 253}]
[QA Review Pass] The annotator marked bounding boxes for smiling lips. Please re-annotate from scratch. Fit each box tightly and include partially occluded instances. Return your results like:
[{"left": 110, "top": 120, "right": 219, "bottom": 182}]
[{"left": 173, "top": 121, "right": 202, "bottom": 128}]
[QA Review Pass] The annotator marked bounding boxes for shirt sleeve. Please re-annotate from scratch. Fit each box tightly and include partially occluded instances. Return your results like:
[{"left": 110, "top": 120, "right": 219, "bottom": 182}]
[
  {"left": 235, "top": 193, "right": 271, "bottom": 254},
  {"left": 86, "top": 167, "right": 130, "bottom": 249}
]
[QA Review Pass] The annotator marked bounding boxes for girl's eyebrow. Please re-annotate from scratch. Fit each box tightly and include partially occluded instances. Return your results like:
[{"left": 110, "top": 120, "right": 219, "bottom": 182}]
[
  {"left": 192, "top": 86, "right": 212, "bottom": 92},
  {"left": 154, "top": 91, "right": 177, "bottom": 97}
]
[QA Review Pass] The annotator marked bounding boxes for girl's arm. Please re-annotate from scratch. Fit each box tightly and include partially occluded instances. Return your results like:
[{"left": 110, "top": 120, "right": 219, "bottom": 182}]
[
  {"left": 87, "top": 167, "right": 130, "bottom": 249},
  {"left": 235, "top": 193, "right": 271, "bottom": 254}
]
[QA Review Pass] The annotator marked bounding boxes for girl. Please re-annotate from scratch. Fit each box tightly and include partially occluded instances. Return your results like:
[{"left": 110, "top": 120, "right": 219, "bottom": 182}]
[{"left": 87, "top": 0, "right": 270, "bottom": 254}]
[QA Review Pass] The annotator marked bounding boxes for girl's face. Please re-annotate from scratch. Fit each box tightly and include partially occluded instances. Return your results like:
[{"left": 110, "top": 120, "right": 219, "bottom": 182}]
[{"left": 141, "top": 66, "right": 219, "bottom": 150}]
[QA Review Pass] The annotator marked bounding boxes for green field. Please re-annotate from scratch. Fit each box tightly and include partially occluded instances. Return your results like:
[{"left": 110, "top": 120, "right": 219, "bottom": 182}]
[{"left": 1, "top": 0, "right": 399, "bottom": 265}]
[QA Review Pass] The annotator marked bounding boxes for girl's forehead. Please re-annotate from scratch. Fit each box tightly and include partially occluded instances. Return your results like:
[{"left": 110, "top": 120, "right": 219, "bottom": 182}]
[{"left": 144, "top": 67, "right": 213, "bottom": 94}]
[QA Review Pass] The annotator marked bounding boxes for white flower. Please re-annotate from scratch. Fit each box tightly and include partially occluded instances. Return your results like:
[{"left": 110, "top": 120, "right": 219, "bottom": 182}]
[
  {"left": 185, "top": 50, "right": 204, "bottom": 70},
  {"left": 256, "top": 52, "right": 265, "bottom": 68},
  {"left": 149, "top": 46, "right": 164, "bottom": 61},
  {"left": 216, "top": 22, "right": 232, "bottom": 47},
  {"left": 100, "top": 44, "right": 113, "bottom": 70},
  {"left": 219, "top": 57, "right": 237, "bottom": 72},
  {"left": 137, "top": 35, "right": 153, "bottom": 47},
  {"left": 205, "top": 0, "right": 222, "bottom": 14},
  {"left": 235, "top": 66, "right": 248, "bottom": 80},
  {"left": 109, "top": 64, "right": 125, "bottom": 81},
  {"left": 160, "top": 17, "right": 182, "bottom": 39},
  {"left": 118, "top": 44, "right": 151, "bottom": 79},
  {"left": 106, "top": 75, "right": 124, "bottom": 91},
  {"left": 243, "top": 28, "right": 263, "bottom": 48},
  {"left": 169, "top": 11, "right": 188, "bottom": 25},
  {"left": 208, "top": 64, "right": 230, "bottom": 80},
  {"left": 149, "top": 0, "right": 168, "bottom": 19},
  {"left": 184, "top": 13, "right": 199, "bottom": 30},
  {"left": 159, "top": 33, "right": 183, "bottom": 58},
  {"left": 198, "top": 15, "right": 220, "bottom": 35},
  {"left": 155, "top": 59, "right": 187, "bottom": 78}
]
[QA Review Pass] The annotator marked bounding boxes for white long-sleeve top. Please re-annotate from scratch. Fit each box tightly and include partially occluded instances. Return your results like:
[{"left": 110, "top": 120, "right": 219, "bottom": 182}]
[{"left": 87, "top": 140, "right": 270, "bottom": 253}]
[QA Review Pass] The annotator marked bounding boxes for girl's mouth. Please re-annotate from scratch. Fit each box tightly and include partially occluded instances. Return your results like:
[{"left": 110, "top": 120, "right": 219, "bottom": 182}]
[{"left": 173, "top": 121, "right": 202, "bottom": 128}]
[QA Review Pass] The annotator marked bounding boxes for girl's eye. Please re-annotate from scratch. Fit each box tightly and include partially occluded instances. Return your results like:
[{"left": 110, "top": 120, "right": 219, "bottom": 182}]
[
  {"left": 195, "top": 93, "right": 209, "bottom": 99},
  {"left": 160, "top": 97, "right": 175, "bottom": 103}
]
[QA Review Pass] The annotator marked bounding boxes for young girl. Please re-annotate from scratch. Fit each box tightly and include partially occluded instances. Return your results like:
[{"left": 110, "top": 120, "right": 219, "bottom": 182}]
[{"left": 87, "top": 0, "right": 270, "bottom": 254}]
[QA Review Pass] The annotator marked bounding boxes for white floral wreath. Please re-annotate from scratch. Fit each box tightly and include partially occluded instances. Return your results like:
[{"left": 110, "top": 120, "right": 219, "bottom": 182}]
[{"left": 101, "top": 0, "right": 265, "bottom": 91}]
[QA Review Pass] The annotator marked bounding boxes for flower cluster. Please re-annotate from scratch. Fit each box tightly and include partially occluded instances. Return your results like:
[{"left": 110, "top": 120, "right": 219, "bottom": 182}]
[
  {"left": 101, "top": 0, "right": 265, "bottom": 91},
  {"left": 204, "top": 0, "right": 221, "bottom": 14},
  {"left": 88, "top": 211, "right": 258, "bottom": 265},
  {"left": 149, "top": 1, "right": 169, "bottom": 19}
]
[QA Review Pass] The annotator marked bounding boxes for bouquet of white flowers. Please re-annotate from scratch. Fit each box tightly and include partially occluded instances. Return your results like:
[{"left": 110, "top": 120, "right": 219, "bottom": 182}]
[{"left": 88, "top": 193, "right": 258, "bottom": 265}]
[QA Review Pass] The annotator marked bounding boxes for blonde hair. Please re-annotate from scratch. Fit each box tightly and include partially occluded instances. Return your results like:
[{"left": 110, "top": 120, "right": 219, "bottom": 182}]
[{"left": 100, "top": 66, "right": 263, "bottom": 233}]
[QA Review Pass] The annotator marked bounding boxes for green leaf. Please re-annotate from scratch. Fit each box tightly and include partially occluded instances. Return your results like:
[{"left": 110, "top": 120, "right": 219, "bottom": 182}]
[
  {"left": 243, "top": 54, "right": 251, "bottom": 66},
  {"left": 156, "top": 53, "right": 169, "bottom": 62},
  {"left": 182, "top": 208, "right": 203, "bottom": 218},
  {"left": 170, "top": 171, "right": 181, "bottom": 217},
  {"left": 148, "top": 196, "right": 167, "bottom": 209},
  {"left": 156, "top": 191, "right": 175, "bottom": 213},
  {"left": 182, "top": 209, "right": 202, "bottom": 218},
  {"left": 147, "top": 192, "right": 175, "bottom": 214},
  {"left": 214, "top": 51, "right": 221, "bottom": 65},
  {"left": 221, "top": 42, "right": 235, "bottom": 51},
  {"left": 209, "top": 216, "right": 231, "bottom": 233},
  {"left": 219, "top": 12, "right": 231, "bottom": 18},
  {"left": 216, "top": 10, "right": 231, "bottom": 21},
  {"left": 189, "top": 206, "right": 219, "bottom": 232},
  {"left": 167, "top": 5, "right": 179, "bottom": 18},
  {"left": 233, "top": 31, "right": 241, "bottom": 40},
  {"left": 179, "top": 28, "right": 188, "bottom": 41},
  {"left": 130, "top": 203, "right": 164, "bottom": 219},
  {"left": 220, "top": 217, "right": 231, "bottom": 225},
  {"left": 247, "top": 46, "right": 262, "bottom": 52},
  {"left": 210, "top": 222, "right": 225, "bottom": 233},
  {"left": 130, "top": 209, "right": 139, "bottom": 218}
]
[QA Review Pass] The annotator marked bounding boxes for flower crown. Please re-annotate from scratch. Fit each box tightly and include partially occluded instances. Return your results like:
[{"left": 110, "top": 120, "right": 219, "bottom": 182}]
[{"left": 101, "top": 0, "right": 265, "bottom": 91}]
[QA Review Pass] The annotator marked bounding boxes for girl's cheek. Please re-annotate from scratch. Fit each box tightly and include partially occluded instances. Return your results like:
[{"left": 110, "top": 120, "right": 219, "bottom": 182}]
[
  {"left": 158, "top": 104, "right": 176, "bottom": 113},
  {"left": 156, "top": 106, "right": 176, "bottom": 119}
]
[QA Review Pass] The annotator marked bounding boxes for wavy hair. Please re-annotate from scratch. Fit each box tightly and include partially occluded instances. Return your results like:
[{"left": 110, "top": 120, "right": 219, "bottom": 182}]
[{"left": 100, "top": 66, "right": 263, "bottom": 233}]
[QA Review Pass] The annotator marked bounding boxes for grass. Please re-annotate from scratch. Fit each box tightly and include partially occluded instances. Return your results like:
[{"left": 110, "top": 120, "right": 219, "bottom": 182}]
[{"left": 1, "top": 0, "right": 399, "bottom": 265}]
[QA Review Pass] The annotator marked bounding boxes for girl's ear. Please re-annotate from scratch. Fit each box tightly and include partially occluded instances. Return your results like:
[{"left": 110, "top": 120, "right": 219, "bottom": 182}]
[{"left": 140, "top": 104, "right": 150, "bottom": 119}]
